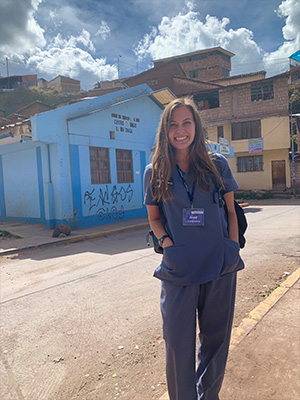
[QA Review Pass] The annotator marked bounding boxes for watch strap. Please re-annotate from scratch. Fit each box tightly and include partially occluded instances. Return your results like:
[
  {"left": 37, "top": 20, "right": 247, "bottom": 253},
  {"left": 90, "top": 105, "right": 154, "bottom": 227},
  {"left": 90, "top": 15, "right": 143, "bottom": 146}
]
[{"left": 158, "top": 234, "right": 169, "bottom": 247}]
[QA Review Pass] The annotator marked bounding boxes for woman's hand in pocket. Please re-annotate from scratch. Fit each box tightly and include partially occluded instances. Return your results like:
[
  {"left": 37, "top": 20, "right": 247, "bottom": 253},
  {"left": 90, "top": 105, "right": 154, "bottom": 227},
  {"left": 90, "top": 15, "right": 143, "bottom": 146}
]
[{"left": 162, "top": 237, "right": 174, "bottom": 249}]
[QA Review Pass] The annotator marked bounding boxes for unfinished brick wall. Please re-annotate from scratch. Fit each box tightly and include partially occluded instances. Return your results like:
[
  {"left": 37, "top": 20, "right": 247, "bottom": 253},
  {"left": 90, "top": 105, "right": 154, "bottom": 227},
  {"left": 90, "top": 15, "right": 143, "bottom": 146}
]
[
  {"left": 125, "top": 60, "right": 185, "bottom": 92},
  {"left": 180, "top": 54, "right": 231, "bottom": 81},
  {"left": 200, "top": 75, "right": 289, "bottom": 125}
]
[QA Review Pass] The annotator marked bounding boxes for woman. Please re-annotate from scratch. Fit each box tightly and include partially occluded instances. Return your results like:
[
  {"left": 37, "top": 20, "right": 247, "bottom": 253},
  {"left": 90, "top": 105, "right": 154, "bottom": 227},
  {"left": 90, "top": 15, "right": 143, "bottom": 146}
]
[{"left": 143, "top": 97, "right": 244, "bottom": 400}]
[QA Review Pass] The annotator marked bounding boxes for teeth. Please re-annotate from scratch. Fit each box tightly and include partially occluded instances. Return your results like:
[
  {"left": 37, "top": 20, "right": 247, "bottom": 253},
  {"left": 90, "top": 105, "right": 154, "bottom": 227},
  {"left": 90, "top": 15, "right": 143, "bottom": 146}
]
[{"left": 175, "top": 136, "right": 187, "bottom": 141}]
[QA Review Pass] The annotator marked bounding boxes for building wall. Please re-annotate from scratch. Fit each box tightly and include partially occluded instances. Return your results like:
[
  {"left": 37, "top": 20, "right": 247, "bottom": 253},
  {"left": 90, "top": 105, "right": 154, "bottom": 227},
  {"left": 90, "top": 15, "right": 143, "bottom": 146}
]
[
  {"left": 207, "top": 117, "right": 291, "bottom": 191},
  {"left": 0, "top": 144, "right": 42, "bottom": 219},
  {"left": 67, "top": 97, "right": 160, "bottom": 227},
  {"left": 11, "top": 85, "right": 165, "bottom": 229},
  {"left": 125, "top": 60, "right": 184, "bottom": 92},
  {"left": 46, "top": 76, "right": 81, "bottom": 93},
  {"left": 227, "top": 149, "right": 290, "bottom": 190},
  {"left": 0, "top": 85, "right": 166, "bottom": 228},
  {"left": 201, "top": 75, "right": 289, "bottom": 125},
  {"left": 179, "top": 53, "right": 231, "bottom": 81},
  {"left": 212, "top": 72, "right": 266, "bottom": 87}
]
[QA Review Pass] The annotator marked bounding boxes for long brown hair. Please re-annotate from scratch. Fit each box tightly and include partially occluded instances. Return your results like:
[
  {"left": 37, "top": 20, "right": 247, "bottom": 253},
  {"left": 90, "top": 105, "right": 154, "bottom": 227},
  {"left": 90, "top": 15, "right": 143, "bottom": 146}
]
[{"left": 150, "top": 97, "right": 224, "bottom": 202}]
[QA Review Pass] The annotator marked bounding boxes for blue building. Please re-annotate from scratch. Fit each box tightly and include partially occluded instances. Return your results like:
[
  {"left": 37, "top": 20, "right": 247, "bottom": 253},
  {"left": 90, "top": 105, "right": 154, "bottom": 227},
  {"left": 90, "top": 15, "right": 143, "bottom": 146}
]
[{"left": 0, "top": 85, "right": 175, "bottom": 229}]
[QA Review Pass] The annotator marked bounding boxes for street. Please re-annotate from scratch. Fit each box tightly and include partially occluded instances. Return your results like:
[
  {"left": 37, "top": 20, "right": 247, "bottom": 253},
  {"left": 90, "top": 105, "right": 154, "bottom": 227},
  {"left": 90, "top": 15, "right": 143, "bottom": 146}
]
[{"left": 1, "top": 200, "right": 299, "bottom": 400}]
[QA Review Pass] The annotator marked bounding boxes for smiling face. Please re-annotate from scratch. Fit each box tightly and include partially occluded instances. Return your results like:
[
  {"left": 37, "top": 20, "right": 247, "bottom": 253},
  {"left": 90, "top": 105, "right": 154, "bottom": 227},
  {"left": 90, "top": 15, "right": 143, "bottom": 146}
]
[{"left": 167, "top": 105, "right": 196, "bottom": 156}]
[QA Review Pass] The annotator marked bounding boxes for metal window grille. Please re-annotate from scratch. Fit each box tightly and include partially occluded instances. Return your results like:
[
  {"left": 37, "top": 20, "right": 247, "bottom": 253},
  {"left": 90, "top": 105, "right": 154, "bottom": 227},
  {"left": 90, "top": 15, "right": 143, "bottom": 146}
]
[
  {"left": 237, "top": 155, "right": 263, "bottom": 172},
  {"left": 251, "top": 81, "right": 274, "bottom": 101},
  {"left": 89, "top": 146, "right": 111, "bottom": 184},
  {"left": 217, "top": 126, "right": 224, "bottom": 141},
  {"left": 116, "top": 149, "right": 133, "bottom": 183}
]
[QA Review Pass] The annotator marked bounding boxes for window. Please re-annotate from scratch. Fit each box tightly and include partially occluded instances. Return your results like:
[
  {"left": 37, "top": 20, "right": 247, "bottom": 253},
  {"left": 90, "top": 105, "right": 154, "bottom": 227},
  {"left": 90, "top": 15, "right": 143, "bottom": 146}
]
[
  {"left": 222, "top": 67, "right": 230, "bottom": 77},
  {"left": 251, "top": 81, "right": 274, "bottom": 101},
  {"left": 89, "top": 146, "right": 111, "bottom": 184},
  {"left": 189, "top": 69, "right": 198, "bottom": 78},
  {"left": 237, "top": 155, "right": 263, "bottom": 172},
  {"left": 147, "top": 79, "right": 158, "bottom": 85},
  {"left": 116, "top": 149, "right": 133, "bottom": 183},
  {"left": 217, "top": 126, "right": 224, "bottom": 141},
  {"left": 291, "top": 70, "right": 300, "bottom": 82},
  {"left": 193, "top": 91, "right": 219, "bottom": 110},
  {"left": 232, "top": 120, "right": 261, "bottom": 140}
]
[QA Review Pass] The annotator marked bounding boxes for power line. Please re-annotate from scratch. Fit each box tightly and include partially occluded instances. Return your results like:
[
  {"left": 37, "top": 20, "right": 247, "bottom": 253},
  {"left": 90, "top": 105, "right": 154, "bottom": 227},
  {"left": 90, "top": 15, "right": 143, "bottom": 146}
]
[{"left": 1, "top": 54, "right": 293, "bottom": 81}]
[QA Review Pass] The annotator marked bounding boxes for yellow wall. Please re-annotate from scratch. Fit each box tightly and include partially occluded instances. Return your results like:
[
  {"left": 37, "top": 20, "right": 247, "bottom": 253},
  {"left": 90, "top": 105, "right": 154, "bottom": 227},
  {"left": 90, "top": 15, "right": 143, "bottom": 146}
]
[
  {"left": 227, "top": 149, "right": 291, "bottom": 190},
  {"left": 207, "top": 116, "right": 291, "bottom": 191},
  {"left": 262, "top": 117, "right": 290, "bottom": 149}
]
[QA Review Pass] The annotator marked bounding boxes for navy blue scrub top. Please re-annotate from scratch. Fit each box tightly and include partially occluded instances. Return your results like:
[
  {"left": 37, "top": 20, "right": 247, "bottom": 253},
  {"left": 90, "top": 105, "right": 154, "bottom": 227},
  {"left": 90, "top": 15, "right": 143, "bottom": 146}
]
[{"left": 144, "top": 153, "right": 243, "bottom": 285}]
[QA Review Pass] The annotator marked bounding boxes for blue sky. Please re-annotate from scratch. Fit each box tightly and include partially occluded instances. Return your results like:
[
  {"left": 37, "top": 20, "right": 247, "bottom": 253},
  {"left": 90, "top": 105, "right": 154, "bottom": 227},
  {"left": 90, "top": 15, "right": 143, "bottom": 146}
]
[{"left": 0, "top": 0, "right": 299, "bottom": 90}]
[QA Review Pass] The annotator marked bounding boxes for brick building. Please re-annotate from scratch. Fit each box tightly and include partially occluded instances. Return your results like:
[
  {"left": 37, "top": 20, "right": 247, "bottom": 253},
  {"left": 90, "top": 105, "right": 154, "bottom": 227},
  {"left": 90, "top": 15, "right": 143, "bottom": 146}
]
[
  {"left": 123, "top": 58, "right": 186, "bottom": 93},
  {"left": 153, "top": 47, "right": 234, "bottom": 81},
  {"left": 43, "top": 75, "right": 81, "bottom": 93},
  {"left": 96, "top": 47, "right": 234, "bottom": 98},
  {"left": 0, "top": 101, "right": 52, "bottom": 127},
  {"left": 200, "top": 72, "right": 291, "bottom": 191},
  {"left": 91, "top": 46, "right": 293, "bottom": 192},
  {"left": 0, "top": 75, "right": 37, "bottom": 90}
]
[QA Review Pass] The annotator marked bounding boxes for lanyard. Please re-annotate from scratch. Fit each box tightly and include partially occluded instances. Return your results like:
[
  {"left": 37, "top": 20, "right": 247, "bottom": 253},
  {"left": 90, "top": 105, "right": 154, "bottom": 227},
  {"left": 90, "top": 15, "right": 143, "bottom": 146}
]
[{"left": 176, "top": 165, "right": 196, "bottom": 207}]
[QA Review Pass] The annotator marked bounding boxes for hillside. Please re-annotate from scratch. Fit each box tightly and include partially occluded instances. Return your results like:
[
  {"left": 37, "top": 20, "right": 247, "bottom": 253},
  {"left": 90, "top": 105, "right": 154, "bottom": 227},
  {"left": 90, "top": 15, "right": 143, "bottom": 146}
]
[{"left": 0, "top": 87, "right": 88, "bottom": 117}]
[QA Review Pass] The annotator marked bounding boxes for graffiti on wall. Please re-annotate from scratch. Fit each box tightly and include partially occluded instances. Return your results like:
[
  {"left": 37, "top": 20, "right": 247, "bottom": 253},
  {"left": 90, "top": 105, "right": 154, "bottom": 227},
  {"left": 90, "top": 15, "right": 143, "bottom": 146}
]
[{"left": 83, "top": 184, "right": 134, "bottom": 221}]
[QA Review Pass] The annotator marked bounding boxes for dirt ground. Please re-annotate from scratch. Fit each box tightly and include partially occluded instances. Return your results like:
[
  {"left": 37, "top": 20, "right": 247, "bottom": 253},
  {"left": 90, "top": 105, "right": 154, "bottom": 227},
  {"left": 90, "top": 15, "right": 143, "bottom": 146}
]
[{"left": 1, "top": 199, "right": 299, "bottom": 400}]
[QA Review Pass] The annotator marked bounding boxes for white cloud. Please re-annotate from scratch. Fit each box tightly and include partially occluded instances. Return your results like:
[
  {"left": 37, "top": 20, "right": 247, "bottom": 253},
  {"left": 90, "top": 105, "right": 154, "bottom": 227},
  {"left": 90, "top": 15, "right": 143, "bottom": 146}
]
[
  {"left": 0, "top": 1, "right": 118, "bottom": 88},
  {"left": 134, "top": 10, "right": 263, "bottom": 74},
  {"left": 263, "top": 0, "right": 300, "bottom": 75},
  {"left": 0, "top": 0, "right": 46, "bottom": 55},
  {"left": 52, "top": 30, "right": 96, "bottom": 53},
  {"left": 95, "top": 21, "right": 111, "bottom": 40},
  {"left": 25, "top": 30, "right": 118, "bottom": 85},
  {"left": 134, "top": 0, "right": 300, "bottom": 77}
]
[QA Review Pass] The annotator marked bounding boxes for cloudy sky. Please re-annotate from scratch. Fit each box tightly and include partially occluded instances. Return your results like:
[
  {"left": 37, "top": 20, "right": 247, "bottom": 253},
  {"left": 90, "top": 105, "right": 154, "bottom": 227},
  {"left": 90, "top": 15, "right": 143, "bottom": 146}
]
[{"left": 0, "top": 0, "right": 299, "bottom": 90}]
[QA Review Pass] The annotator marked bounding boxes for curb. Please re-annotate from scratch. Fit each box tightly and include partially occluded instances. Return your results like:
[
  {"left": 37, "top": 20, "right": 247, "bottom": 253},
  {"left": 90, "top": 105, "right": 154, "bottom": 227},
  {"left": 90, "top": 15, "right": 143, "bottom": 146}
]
[
  {"left": 230, "top": 266, "right": 300, "bottom": 350},
  {"left": 0, "top": 222, "right": 149, "bottom": 256},
  {"left": 159, "top": 267, "right": 300, "bottom": 400},
  {"left": 1, "top": 204, "right": 249, "bottom": 256}
]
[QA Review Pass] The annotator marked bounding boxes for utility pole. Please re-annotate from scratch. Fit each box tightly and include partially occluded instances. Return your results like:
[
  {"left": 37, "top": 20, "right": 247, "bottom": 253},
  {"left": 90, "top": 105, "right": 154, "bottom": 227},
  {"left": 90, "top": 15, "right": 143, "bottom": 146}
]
[
  {"left": 117, "top": 55, "right": 121, "bottom": 79},
  {"left": 290, "top": 94, "right": 296, "bottom": 197},
  {"left": 6, "top": 57, "right": 9, "bottom": 77},
  {"left": 6, "top": 57, "right": 10, "bottom": 89}
]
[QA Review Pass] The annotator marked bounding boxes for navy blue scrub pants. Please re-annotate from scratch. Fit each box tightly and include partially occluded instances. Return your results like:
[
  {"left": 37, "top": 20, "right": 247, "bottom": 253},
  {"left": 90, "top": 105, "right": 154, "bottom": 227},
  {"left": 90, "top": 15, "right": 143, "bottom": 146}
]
[{"left": 160, "top": 272, "right": 237, "bottom": 400}]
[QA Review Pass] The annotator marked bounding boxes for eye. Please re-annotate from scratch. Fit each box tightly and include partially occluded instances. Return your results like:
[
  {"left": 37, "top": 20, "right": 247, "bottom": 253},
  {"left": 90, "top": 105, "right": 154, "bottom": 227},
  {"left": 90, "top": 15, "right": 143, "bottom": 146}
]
[{"left": 183, "top": 121, "right": 191, "bottom": 125}]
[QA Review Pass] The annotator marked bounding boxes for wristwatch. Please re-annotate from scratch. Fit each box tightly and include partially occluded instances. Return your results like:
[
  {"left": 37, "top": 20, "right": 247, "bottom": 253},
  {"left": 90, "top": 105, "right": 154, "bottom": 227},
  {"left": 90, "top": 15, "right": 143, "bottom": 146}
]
[{"left": 158, "top": 234, "right": 169, "bottom": 247}]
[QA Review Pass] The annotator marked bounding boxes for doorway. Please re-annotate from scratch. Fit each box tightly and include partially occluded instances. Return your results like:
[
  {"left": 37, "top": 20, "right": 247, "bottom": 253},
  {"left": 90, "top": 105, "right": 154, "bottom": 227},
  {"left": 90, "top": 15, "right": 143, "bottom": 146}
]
[{"left": 272, "top": 160, "right": 286, "bottom": 190}]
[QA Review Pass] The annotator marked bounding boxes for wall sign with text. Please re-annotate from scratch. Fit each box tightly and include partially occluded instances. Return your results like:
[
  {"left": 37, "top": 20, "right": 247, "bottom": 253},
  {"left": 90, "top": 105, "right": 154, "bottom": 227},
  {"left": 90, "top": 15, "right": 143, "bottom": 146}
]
[
  {"left": 249, "top": 138, "right": 264, "bottom": 153},
  {"left": 111, "top": 113, "right": 140, "bottom": 134}
]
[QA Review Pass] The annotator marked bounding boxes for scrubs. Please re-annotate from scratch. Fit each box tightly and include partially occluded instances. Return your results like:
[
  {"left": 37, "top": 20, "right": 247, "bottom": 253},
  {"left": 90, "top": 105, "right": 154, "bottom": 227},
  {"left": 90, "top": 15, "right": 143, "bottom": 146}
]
[{"left": 143, "top": 153, "right": 244, "bottom": 400}]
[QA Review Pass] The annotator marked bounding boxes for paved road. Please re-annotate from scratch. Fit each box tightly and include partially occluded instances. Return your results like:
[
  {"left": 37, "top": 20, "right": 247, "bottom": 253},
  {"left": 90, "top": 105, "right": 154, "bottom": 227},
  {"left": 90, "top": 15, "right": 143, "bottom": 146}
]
[{"left": 1, "top": 201, "right": 299, "bottom": 400}]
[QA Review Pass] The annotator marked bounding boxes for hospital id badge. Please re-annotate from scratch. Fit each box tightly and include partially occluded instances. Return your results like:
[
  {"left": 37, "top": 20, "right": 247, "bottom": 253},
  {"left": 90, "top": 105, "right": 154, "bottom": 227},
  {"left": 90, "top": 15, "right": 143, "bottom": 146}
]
[{"left": 182, "top": 208, "right": 204, "bottom": 226}]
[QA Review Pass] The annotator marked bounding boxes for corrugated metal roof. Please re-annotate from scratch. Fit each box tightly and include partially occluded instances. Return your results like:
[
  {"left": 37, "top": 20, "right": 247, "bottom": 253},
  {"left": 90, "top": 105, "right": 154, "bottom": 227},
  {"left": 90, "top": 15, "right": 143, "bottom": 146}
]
[{"left": 150, "top": 88, "right": 176, "bottom": 107}]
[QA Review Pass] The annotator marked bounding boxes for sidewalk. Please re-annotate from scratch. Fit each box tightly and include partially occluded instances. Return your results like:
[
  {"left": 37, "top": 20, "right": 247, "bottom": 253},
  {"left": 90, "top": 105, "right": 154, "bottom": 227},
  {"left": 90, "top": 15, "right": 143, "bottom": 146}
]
[
  {"left": 0, "top": 218, "right": 149, "bottom": 255},
  {"left": 1, "top": 219, "right": 299, "bottom": 400}
]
